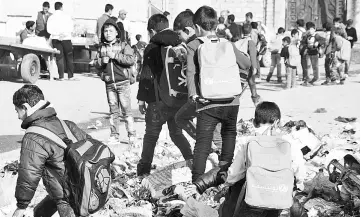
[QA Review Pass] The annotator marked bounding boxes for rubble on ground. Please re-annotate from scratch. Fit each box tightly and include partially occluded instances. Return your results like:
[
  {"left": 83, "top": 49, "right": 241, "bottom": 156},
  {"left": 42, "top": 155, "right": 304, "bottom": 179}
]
[{"left": 0, "top": 119, "right": 359, "bottom": 217}]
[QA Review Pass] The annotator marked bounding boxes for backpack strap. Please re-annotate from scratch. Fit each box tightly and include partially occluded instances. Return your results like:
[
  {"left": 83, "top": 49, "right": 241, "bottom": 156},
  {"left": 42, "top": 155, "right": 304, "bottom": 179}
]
[
  {"left": 59, "top": 120, "right": 78, "bottom": 143},
  {"left": 26, "top": 126, "right": 67, "bottom": 149}
]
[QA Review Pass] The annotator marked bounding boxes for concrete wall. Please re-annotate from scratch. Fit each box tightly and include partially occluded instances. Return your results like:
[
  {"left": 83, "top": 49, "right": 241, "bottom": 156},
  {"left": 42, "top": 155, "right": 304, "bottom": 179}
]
[{"left": 347, "top": 0, "right": 360, "bottom": 42}]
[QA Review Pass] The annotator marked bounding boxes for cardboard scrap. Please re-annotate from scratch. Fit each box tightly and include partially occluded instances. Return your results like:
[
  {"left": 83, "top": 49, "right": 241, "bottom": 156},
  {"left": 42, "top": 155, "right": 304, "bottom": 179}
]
[{"left": 304, "top": 198, "right": 342, "bottom": 216}]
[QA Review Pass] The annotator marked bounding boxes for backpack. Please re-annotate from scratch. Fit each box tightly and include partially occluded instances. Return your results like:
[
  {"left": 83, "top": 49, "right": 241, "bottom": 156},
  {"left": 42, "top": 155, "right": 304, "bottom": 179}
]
[
  {"left": 157, "top": 43, "right": 188, "bottom": 108},
  {"left": 26, "top": 120, "right": 115, "bottom": 216},
  {"left": 234, "top": 37, "right": 252, "bottom": 83},
  {"left": 197, "top": 37, "right": 243, "bottom": 101},
  {"left": 243, "top": 131, "right": 294, "bottom": 210},
  {"left": 337, "top": 37, "right": 351, "bottom": 61},
  {"left": 288, "top": 44, "right": 301, "bottom": 67}
]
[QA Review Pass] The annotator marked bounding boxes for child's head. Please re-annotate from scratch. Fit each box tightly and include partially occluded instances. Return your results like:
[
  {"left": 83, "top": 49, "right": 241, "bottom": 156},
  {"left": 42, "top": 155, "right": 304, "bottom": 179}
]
[
  {"left": 306, "top": 22, "right": 316, "bottom": 34},
  {"left": 173, "top": 10, "right": 195, "bottom": 42},
  {"left": 254, "top": 101, "right": 281, "bottom": 128},
  {"left": 277, "top": 27, "right": 285, "bottom": 35},
  {"left": 333, "top": 17, "right": 342, "bottom": 28},
  {"left": 136, "top": 34, "right": 142, "bottom": 41},
  {"left": 218, "top": 16, "right": 225, "bottom": 24},
  {"left": 282, "top": 36, "right": 291, "bottom": 46},
  {"left": 26, "top": 21, "right": 35, "bottom": 31},
  {"left": 296, "top": 19, "right": 305, "bottom": 28},
  {"left": 147, "top": 14, "right": 169, "bottom": 38},
  {"left": 322, "top": 22, "right": 333, "bottom": 32},
  {"left": 227, "top": 14, "right": 235, "bottom": 24},
  {"left": 103, "top": 22, "right": 119, "bottom": 42},
  {"left": 245, "top": 12, "right": 253, "bottom": 23},
  {"left": 242, "top": 23, "right": 252, "bottom": 36},
  {"left": 193, "top": 6, "right": 218, "bottom": 37},
  {"left": 250, "top": 22, "right": 258, "bottom": 30},
  {"left": 13, "top": 85, "right": 44, "bottom": 121},
  {"left": 333, "top": 27, "right": 347, "bottom": 38},
  {"left": 346, "top": 19, "right": 353, "bottom": 28},
  {"left": 291, "top": 29, "right": 299, "bottom": 38}
]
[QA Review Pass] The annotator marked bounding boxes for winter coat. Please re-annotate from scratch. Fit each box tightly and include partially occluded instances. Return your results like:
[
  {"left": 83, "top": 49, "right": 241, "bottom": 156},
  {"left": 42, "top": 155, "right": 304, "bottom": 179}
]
[
  {"left": 95, "top": 18, "right": 135, "bottom": 84},
  {"left": 136, "top": 29, "right": 182, "bottom": 103},
  {"left": 15, "top": 102, "right": 89, "bottom": 209}
]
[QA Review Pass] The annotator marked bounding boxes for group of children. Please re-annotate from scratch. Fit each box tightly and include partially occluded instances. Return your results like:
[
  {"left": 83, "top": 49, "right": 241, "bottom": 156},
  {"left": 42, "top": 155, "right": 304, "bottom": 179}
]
[{"left": 268, "top": 18, "right": 357, "bottom": 88}]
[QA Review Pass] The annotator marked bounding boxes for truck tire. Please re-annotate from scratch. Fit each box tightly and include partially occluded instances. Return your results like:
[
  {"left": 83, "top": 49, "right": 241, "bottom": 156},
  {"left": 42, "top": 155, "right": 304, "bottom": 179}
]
[
  {"left": 21, "top": 54, "right": 40, "bottom": 84},
  {"left": 260, "top": 51, "right": 271, "bottom": 68}
]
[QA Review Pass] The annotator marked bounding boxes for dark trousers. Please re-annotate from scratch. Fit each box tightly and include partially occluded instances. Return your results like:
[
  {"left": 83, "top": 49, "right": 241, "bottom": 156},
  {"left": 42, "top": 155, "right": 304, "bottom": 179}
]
[
  {"left": 325, "top": 53, "right": 333, "bottom": 79},
  {"left": 174, "top": 101, "right": 222, "bottom": 151},
  {"left": 301, "top": 54, "right": 319, "bottom": 82},
  {"left": 137, "top": 101, "right": 193, "bottom": 176},
  {"left": 192, "top": 106, "right": 239, "bottom": 182},
  {"left": 34, "top": 195, "right": 76, "bottom": 217},
  {"left": 52, "top": 39, "right": 74, "bottom": 79}
]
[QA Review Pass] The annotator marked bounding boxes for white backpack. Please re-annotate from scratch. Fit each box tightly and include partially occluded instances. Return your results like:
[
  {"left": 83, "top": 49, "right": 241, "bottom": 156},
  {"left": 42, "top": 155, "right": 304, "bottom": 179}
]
[
  {"left": 197, "top": 37, "right": 243, "bottom": 101},
  {"left": 288, "top": 44, "right": 301, "bottom": 67}
]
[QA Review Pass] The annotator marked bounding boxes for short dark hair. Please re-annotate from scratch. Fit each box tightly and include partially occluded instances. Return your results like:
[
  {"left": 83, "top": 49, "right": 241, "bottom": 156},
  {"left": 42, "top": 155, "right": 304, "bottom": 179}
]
[
  {"left": 228, "top": 14, "right": 235, "bottom": 23},
  {"left": 105, "top": 4, "right": 114, "bottom": 12},
  {"left": 296, "top": 19, "right": 305, "bottom": 27},
  {"left": 185, "top": 9, "right": 193, "bottom": 13},
  {"left": 254, "top": 101, "right": 281, "bottom": 127},
  {"left": 242, "top": 23, "right": 252, "bottom": 35},
  {"left": 306, "top": 22, "right": 315, "bottom": 30},
  {"left": 251, "top": 22, "right": 258, "bottom": 29},
  {"left": 147, "top": 14, "right": 169, "bottom": 32},
  {"left": 13, "top": 85, "right": 44, "bottom": 109},
  {"left": 282, "top": 36, "right": 291, "bottom": 44},
  {"left": 25, "top": 21, "right": 35, "bottom": 30},
  {"left": 173, "top": 10, "right": 194, "bottom": 31},
  {"left": 54, "top": 2, "right": 63, "bottom": 10},
  {"left": 136, "top": 34, "right": 142, "bottom": 41},
  {"left": 246, "top": 12, "right": 253, "bottom": 19},
  {"left": 346, "top": 19, "right": 353, "bottom": 26},
  {"left": 193, "top": 6, "right": 218, "bottom": 31},
  {"left": 333, "top": 17, "right": 342, "bottom": 23},
  {"left": 42, "top": 1, "right": 50, "bottom": 8},
  {"left": 163, "top": 11, "right": 170, "bottom": 16},
  {"left": 333, "top": 27, "right": 347, "bottom": 38},
  {"left": 291, "top": 29, "right": 298, "bottom": 36},
  {"left": 218, "top": 16, "right": 225, "bottom": 24},
  {"left": 323, "top": 22, "right": 333, "bottom": 31},
  {"left": 277, "top": 27, "right": 285, "bottom": 34}
]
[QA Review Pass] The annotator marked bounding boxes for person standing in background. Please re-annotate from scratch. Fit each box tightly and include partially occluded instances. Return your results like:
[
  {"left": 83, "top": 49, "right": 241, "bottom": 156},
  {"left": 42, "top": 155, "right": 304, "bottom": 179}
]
[
  {"left": 96, "top": 4, "right": 113, "bottom": 43},
  {"left": 35, "top": 2, "right": 52, "bottom": 39},
  {"left": 47, "top": 2, "right": 76, "bottom": 81},
  {"left": 228, "top": 14, "right": 241, "bottom": 42},
  {"left": 20, "top": 21, "right": 36, "bottom": 43},
  {"left": 220, "top": 10, "right": 230, "bottom": 25},
  {"left": 345, "top": 19, "right": 357, "bottom": 76},
  {"left": 117, "top": 9, "right": 131, "bottom": 44}
]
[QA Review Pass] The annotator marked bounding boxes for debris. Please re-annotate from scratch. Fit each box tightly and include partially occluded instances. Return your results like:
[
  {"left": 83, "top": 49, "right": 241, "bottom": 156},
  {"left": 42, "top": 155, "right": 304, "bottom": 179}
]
[
  {"left": 303, "top": 170, "right": 340, "bottom": 202},
  {"left": 315, "top": 108, "right": 327, "bottom": 113},
  {"left": 95, "top": 120, "right": 103, "bottom": 127},
  {"left": 180, "top": 197, "right": 218, "bottom": 217},
  {"left": 303, "top": 198, "right": 342, "bottom": 216},
  {"left": 335, "top": 117, "right": 357, "bottom": 123},
  {"left": 283, "top": 128, "right": 322, "bottom": 157},
  {"left": 1, "top": 160, "right": 19, "bottom": 175},
  {"left": 87, "top": 124, "right": 98, "bottom": 130},
  {"left": 0, "top": 172, "right": 17, "bottom": 208}
]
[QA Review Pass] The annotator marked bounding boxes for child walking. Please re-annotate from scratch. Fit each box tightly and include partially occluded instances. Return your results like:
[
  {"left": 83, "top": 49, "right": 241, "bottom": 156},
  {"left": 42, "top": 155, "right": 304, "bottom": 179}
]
[
  {"left": 266, "top": 27, "right": 285, "bottom": 83},
  {"left": 281, "top": 36, "right": 300, "bottom": 89},
  {"left": 95, "top": 18, "right": 136, "bottom": 144}
]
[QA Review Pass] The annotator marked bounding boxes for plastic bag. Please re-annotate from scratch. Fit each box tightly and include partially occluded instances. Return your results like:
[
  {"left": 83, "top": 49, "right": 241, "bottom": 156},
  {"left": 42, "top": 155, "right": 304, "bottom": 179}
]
[{"left": 48, "top": 58, "right": 59, "bottom": 79}]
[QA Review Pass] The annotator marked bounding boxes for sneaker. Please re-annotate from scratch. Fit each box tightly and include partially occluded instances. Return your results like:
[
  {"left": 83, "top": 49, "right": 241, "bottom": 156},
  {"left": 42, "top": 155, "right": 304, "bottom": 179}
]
[
  {"left": 277, "top": 79, "right": 282, "bottom": 83},
  {"left": 57, "top": 78, "right": 65, "bottom": 81},
  {"left": 339, "top": 79, "right": 345, "bottom": 85},
  {"left": 68, "top": 77, "right": 79, "bottom": 81},
  {"left": 129, "top": 135, "right": 136, "bottom": 145},
  {"left": 301, "top": 82, "right": 312, "bottom": 87},
  {"left": 108, "top": 136, "right": 119, "bottom": 145},
  {"left": 255, "top": 77, "right": 262, "bottom": 83}
]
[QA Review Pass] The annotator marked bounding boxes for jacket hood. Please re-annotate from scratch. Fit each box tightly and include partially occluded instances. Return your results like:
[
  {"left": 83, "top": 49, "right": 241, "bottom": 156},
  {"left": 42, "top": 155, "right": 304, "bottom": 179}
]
[
  {"left": 101, "top": 18, "right": 122, "bottom": 44},
  {"left": 21, "top": 101, "right": 57, "bottom": 129},
  {"left": 150, "top": 29, "right": 182, "bottom": 46}
]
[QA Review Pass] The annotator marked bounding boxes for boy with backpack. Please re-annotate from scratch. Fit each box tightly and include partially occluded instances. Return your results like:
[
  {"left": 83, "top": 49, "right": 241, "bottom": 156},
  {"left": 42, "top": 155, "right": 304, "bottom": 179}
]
[
  {"left": 12, "top": 85, "right": 115, "bottom": 217},
  {"left": 173, "top": 10, "right": 223, "bottom": 153},
  {"left": 136, "top": 14, "right": 193, "bottom": 176},
  {"left": 187, "top": 6, "right": 251, "bottom": 182},
  {"left": 299, "top": 22, "right": 326, "bottom": 86},
  {"left": 281, "top": 36, "right": 300, "bottom": 89},
  {"left": 94, "top": 18, "right": 136, "bottom": 145},
  {"left": 330, "top": 27, "right": 351, "bottom": 85},
  {"left": 186, "top": 101, "right": 306, "bottom": 217},
  {"left": 235, "top": 23, "right": 262, "bottom": 105},
  {"left": 266, "top": 27, "right": 285, "bottom": 83}
]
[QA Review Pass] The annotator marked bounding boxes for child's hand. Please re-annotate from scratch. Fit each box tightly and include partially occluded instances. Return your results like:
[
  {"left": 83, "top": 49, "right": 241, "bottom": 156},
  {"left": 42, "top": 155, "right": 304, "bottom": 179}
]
[
  {"left": 104, "top": 75, "right": 111, "bottom": 82},
  {"left": 108, "top": 51, "right": 116, "bottom": 59}
]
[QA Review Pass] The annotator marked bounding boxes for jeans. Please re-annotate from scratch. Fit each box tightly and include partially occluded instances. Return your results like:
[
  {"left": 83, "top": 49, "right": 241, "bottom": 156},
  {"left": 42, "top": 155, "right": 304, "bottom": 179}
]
[
  {"left": 301, "top": 54, "right": 319, "bottom": 82},
  {"left": 52, "top": 39, "right": 74, "bottom": 79},
  {"left": 192, "top": 106, "right": 239, "bottom": 182},
  {"left": 331, "top": 58, "right": 346, "bottom": 80},
  {"left": 325, "top": 53, "right": 333, "bottom": 79},
  {"left": 268, "top": 53, "right": 281, "bottom": 79},
  {"left": 106, "top": 81, "right": 135, "bottom": 138},
  {"left": 33, "top": 195, "right": 76, "bottom": 217},
  {"left": 174, "top": 101, "right": 222, "bottom": 151},
  {"left": 238, "top": 202, "right": 281, "bottom": 217},
  {"left": 285, "top": 66, "right": 297, "bottom": 88},
  {"left": 137, "top": 101, "right": 193, "bottom": 176}
]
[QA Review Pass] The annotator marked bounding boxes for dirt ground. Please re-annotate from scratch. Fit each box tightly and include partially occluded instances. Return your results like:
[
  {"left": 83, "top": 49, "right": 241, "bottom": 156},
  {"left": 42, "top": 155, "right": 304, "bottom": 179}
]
[{"left": 0, "top": 48, "right": 360, "bottom": 153}]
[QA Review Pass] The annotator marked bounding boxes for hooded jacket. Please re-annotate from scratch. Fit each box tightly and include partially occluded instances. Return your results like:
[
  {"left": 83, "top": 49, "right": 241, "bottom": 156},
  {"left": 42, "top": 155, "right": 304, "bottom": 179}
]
[
  {"left": 15, "top": 102, "right": 90, "bottom": 209},
  {"left": 95, "top": 18, "right": 135, "bottom": 84},
  {"left": 137, "top": 29, "right": 182, "bottom": 103}
]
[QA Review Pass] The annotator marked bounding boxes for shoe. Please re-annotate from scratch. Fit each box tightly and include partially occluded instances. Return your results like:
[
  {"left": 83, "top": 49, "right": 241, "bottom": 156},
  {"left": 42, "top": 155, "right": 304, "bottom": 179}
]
[
  {"left": 255, "top": 77, "right": 262, "bottom": 83},
  {"left": 128, "top": 135, "right": 136, "bottom": 145},
  {"left": 108, "top": 136, "right": 119, "bottom": 145},
  {"left": 345, "top": 73, "right": 349, "bottom": 78},
  {"left": 277, "top": 79, "right": 282, "bottom": 83},
  {"left": 301, "top": 82, "right": 312, "bottom": 87},
  {"left": 68, "top": 77, "right": 79, "bottom": 81},
  {"left": 339, "top": 79, "right": 345, "bottom": 85},
  {"left": 57, "top": 78, "right": 65, "bottom": 81},
  {"left": 266, "top": 75, "right": 271, "bottom": 82}
]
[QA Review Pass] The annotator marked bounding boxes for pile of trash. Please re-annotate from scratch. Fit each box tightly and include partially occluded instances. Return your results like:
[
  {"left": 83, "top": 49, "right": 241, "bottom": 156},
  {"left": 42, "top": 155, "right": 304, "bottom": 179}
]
[{"left": 0, "top": 118, "right": 359, "bottom": 217}]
